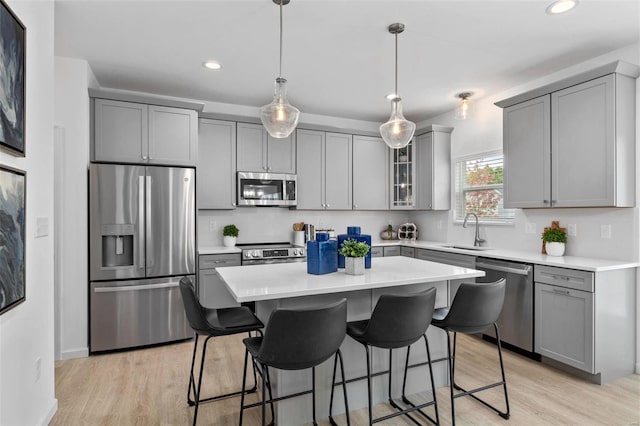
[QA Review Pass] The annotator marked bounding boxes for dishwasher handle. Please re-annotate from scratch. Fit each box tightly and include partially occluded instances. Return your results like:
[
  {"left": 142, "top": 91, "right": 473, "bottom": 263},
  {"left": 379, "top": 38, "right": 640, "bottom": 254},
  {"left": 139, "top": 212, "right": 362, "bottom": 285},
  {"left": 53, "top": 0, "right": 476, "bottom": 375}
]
[{"left": 476, "top": 261, "right": 532, "bottom": 276}]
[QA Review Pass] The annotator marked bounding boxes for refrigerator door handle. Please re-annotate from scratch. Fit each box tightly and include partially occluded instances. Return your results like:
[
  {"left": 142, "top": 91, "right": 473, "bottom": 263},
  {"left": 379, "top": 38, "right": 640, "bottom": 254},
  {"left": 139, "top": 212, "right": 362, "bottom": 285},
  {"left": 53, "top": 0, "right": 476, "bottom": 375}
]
[
  {"left": 94, "top": 281, "right": 180, "bottom": 293},
  {"left": 145, "top": 175, "right": 153, "bottom": 271},
  {"left": 138, "top": 175, "right": 145, "bottom": 270}
]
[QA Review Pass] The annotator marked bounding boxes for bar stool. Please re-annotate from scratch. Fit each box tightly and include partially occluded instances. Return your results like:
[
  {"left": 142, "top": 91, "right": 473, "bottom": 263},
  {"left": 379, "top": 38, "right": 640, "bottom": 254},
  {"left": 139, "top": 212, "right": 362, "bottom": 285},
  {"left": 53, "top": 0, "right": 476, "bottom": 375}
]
[
  {"left": 431, "top": 278, "right": 509, "bottom": 426},
  {"left": 179, "top": 277, "right": 265, "bottom": 426},
  {"left": 239, "top": 299, "right": 350, "bottom": 426},
  {"left": 341, "top": 287, "right": 439, "bottom": 425}
]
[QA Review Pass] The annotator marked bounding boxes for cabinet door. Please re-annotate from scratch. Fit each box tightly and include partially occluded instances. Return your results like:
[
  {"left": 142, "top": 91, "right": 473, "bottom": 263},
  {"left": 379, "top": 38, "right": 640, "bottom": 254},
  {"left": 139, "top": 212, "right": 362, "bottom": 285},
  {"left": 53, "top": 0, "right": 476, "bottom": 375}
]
[
  {"left": 552, "top": 75, "right": 615, "bottom": 207},
  {"left": 267, "top": 133, "right": 296, "bottom": 173},
  {"left": 325, "top": 133, "right": 352, "bottom": 210},
  {"left": 237, "top": 123, "right": 267, "bottom": 172},
  {"left": 390, "top": 139, "right": 415, "bottom": 210},
  {"left": 148, "top": 106, "right": 198, "bottom": 166},
  {"left": 197, "top": 119, "right": 236, "bottom": 209},
  {"left": 383, "top": 246, "right": 400, "bottom": 257},
  {"left": 535, "top": 283, "right": 594, "bottom": 373},
  {"left": 94, "top": 99, "right": 148, "bottom": 163},
  {"left": 353, "top": 135, "right": 389, "bottom": 210},
  {"left": 198, "top": 268, "right": 240, "bottom": 309},
  {"left": 296, "top": 129, "right": 324, "bottom": 209},
  {"left": 414, "top": 131, "right": 451, "bottom": 210},
  {"left": 503, "top": 95, "right": 551, "bottom": 208}
]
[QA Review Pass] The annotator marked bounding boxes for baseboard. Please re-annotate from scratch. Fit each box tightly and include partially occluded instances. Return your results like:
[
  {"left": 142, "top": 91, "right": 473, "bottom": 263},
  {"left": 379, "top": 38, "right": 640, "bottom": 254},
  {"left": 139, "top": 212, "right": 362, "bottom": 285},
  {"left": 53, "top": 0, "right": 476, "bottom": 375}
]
[
  {"left": 59, "top": 347, "right": 89, "bottom": 360},
  {"left": 636, "top": 362, "right": 640, "bottom": 375},
  {"left": 39, "top": 399, "right": 58, "bottom": 426}
]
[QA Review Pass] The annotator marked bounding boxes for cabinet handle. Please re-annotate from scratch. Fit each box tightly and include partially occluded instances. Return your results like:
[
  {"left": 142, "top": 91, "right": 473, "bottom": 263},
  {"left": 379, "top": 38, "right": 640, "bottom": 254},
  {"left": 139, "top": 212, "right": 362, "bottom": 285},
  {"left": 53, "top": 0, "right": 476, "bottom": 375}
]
[
  {"left": 232, "top": 202, "right": 236, "bottom": 207},
  {"left": 326, "top": 203, "right": 330, "bottom": 208},
  {"left": 552, "top": 288, "right": 571, "bottom": 295},
  {"left": 142, "top": 155, "right": 148, "bottom": 160},
  {"left": 353, "top": 204, "right": 358, "bottom": 209},
  {"left": 543, "top": 200, "right": 549, "bottom": 204},
  {"left": 551, "top": 275, "right": 571, "bottom": 281}
]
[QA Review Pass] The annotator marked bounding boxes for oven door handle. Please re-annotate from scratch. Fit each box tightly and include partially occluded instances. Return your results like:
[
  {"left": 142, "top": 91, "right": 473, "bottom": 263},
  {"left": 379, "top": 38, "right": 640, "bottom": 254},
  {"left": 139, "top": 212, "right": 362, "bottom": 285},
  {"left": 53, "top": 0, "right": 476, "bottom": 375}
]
[{"left": 476, "top": 261, "right": 532, "bottom": 276}]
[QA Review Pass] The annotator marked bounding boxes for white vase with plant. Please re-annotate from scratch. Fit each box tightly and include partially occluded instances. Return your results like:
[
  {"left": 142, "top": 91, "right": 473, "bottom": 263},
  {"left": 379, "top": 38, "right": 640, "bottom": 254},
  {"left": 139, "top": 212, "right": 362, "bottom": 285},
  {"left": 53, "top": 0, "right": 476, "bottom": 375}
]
[
  {"left": 542, "top": 227, "right": 567, "bottom": 257},
  {"left": 339, "top": 239, "right": 370, "bottom": 275},
  {"left": 223, "top": 224, "right": 239, "bottom": 247}
]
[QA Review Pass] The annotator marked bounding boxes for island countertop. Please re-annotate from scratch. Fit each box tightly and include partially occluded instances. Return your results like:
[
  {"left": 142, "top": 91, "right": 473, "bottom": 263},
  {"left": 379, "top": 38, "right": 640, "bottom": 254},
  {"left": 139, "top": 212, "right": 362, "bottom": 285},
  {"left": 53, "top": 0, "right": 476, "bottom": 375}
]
[{"left": 216, "top": 256, "right": 485, "bottom": 302}]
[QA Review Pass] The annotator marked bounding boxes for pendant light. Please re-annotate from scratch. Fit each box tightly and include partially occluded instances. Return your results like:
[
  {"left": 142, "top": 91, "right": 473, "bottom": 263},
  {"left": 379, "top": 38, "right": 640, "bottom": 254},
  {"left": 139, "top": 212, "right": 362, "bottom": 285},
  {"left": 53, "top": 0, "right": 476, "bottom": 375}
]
[
  {"left": 380, "top": 23, "right": 416, "bottom": 149},
  {"left": 260, "top": 0, "right": 300, "bottom": 139},
  {"left": 455, "top": 92, "right": 473, "bottom": 120}
]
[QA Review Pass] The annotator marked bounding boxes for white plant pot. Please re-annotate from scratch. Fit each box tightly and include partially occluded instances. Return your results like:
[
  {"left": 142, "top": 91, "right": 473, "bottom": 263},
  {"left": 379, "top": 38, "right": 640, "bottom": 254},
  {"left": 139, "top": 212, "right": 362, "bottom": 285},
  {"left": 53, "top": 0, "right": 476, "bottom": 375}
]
[
  {"left": 223, "top": 236, "right": 237, "bottom": 247},
  {"left": 546, "top": 242, "right": 565, "bottom": 256},
  {"left": 345, "top": 257, "right": 365, "bottom": 275}
]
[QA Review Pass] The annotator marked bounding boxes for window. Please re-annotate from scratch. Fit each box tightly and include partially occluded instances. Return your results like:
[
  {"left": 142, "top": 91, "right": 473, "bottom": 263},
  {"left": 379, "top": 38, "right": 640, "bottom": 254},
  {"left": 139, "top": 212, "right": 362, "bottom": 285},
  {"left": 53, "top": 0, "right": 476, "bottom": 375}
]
[{"left": 454, "top": 151, "right": 515, "bottom": 223}]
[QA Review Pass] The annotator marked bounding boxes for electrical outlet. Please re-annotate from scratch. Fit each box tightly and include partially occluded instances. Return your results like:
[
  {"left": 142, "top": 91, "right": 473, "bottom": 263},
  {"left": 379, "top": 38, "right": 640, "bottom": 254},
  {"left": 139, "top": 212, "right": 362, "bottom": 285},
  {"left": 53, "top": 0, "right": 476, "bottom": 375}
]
[
  {"left": 525, "top": 223, "right": 536, "bottom": 234},
  {"left": 568, "top": 224, "right": 577, "bottom": 237},
  {"left": 209, "top": 219, "right": 216, "bottom": 232},
  {"left": 601, "top": 224, "right": 612, "bottom": 239},
  {"left": 35, "top": 357, "right": 41, "bottom": 382}
]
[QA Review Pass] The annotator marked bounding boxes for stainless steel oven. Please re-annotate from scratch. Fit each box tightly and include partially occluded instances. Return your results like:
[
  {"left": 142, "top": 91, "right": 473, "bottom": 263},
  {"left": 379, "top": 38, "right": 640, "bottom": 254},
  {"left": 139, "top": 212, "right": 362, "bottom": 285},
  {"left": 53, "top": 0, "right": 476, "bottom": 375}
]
[
  {"left": 237, "top": 171, "right": 297, "bottom": 206},
  {"left": 239, "top": 243, "right": 306, "bottom": 265}
]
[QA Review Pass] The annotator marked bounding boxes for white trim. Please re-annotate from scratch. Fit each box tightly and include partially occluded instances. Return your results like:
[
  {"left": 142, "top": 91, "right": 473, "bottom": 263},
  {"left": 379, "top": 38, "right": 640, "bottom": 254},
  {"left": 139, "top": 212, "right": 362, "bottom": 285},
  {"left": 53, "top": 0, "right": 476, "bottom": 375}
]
[
  {"left": 636, "top": 362, "right": 640, "bottom": 375},
  {"left": 38, "top": 399, "right": 58, "bottom": 426},
  {"left": 60, "top": 347, "right": 89, "bottom": 360}
]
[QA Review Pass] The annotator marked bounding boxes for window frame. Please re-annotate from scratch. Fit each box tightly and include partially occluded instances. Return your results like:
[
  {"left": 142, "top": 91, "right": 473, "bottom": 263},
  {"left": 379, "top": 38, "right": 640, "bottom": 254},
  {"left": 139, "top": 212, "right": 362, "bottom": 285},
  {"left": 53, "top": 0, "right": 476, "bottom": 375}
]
[{"left": 453, "top": 150, "right": 515, "bottom": 226}]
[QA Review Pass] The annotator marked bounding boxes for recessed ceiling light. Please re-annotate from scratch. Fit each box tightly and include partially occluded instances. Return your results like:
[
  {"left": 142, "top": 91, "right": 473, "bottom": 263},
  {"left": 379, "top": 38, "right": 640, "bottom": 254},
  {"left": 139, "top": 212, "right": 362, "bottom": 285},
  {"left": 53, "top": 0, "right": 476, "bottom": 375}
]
[
  {"left": 386, "top": 93, "right": 398, "bottom": 100},
  {"left": 203, "top": 60, "right": 222, "bottom": 70},
  {"left": 546, "top": 0, "right": 578, "bottom": 15}
]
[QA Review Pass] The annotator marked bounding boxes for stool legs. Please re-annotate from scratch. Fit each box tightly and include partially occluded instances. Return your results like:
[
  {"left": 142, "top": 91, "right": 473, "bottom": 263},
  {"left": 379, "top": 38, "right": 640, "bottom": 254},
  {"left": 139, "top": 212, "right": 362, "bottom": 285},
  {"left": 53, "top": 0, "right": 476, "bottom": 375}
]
[
  {"left": 329, "top": 349, "right": 350, "bottom": 426},
  {"left": 444, "top": 324, "right": 511, "bottom": 425},
  {"left": 399, "top": 335, "right": 440, "bottom": 425}
]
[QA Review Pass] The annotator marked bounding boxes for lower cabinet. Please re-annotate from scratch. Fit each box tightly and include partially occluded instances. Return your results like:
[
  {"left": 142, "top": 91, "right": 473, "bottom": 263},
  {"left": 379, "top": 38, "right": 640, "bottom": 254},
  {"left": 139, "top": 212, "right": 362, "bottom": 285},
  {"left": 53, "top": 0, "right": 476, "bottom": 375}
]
[
  {"left": 370, "top": 246, "right": 384, "bottom": 258},
  {"left": 400, "top": 246, "right": 415, "bottom": 257},
  {"left": 198, "top": 253, "right": 241, "bottom": 308},
  {"left": 371, "top": 245, "right": 401, "bottom": 257}
]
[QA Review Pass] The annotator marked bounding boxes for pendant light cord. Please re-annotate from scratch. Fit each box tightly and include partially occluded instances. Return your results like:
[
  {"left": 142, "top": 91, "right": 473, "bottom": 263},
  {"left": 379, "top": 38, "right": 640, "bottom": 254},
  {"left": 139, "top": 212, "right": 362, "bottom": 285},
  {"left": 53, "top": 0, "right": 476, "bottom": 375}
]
[
  {"left": 279, "top": 0, "right": 283, "bottom": 78},
  {"left": 394, "top": 32, "right": 398, "bottom": 96}
]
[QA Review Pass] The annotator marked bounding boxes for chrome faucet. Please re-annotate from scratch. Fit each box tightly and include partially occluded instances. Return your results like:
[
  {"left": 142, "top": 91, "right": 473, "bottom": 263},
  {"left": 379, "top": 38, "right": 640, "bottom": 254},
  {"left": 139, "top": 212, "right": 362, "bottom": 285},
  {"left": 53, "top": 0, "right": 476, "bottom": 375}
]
[{"left": 463, "top": 213, "right": 486, "bottom": 247}]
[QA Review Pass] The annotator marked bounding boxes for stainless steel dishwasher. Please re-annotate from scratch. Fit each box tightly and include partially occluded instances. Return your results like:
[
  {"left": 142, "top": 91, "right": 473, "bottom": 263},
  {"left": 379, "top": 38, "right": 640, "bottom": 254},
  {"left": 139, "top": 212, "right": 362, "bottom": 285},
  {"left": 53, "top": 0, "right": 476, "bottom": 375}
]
[{"left": 475, "top": 258, "right": 534, "bottom": 354}]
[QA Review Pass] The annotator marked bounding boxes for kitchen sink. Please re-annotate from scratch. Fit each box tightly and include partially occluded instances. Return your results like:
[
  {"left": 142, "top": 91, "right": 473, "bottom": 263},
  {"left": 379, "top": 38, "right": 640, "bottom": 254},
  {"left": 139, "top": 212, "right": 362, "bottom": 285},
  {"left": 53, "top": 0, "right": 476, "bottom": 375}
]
[{"left": 440, "top": 244, "right": 494, "bottom": 251}]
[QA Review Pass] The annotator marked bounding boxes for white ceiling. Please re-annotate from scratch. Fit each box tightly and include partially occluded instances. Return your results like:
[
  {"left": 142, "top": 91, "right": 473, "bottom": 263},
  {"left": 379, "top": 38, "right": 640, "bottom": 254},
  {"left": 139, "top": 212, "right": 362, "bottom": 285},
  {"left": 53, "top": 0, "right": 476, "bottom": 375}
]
[{"left": 54, "top": 0, "right": 640, "bottom": 122}]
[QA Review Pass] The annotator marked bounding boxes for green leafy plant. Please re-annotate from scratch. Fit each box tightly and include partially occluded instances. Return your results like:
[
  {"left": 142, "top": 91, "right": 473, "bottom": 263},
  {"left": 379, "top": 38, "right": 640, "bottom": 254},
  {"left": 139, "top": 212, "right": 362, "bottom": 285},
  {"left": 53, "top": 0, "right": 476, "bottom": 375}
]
[
  {"left": 223, "top": 224, "right": 239, "bottom": 238},
  {"left": 339, "top": 239, "right": 370, "bottom": 258},
  {"left": 541, "top": 227, "right": 567, "bottom": 243},
  {"left": 386, "top": 224, "right": 394, "bottom": 238}
]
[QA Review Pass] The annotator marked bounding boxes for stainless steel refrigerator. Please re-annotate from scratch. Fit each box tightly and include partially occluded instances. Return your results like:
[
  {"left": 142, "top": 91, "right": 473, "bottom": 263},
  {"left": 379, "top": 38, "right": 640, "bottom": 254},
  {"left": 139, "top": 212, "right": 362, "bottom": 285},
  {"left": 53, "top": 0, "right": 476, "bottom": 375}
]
[{"left": 89, "top": 163, "right": 195, "bottom": 352}]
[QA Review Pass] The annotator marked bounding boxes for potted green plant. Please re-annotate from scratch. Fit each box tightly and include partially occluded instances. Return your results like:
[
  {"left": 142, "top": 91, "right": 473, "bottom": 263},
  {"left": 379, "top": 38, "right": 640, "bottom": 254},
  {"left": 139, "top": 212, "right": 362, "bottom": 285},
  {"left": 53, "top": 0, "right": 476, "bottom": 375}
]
[
  {"left": 380, "top": 224, "right": 397, "bottom": 240},
  {"left": 542, "top": 227, "right": 567, "bottom": 256},
  {"left": 339, "top": 239, "right": 370, "bottom": 275},
  {"left": 223, "top": 224, "right": 239, "bottom": 247}
]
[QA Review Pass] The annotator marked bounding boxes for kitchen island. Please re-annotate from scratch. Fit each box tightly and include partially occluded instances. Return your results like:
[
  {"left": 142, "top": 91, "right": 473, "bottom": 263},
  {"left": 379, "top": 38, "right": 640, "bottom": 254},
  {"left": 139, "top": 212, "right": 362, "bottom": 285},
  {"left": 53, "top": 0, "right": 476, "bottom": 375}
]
[{"left": 217, "top": 256, "right": 484, "bottom": 425}]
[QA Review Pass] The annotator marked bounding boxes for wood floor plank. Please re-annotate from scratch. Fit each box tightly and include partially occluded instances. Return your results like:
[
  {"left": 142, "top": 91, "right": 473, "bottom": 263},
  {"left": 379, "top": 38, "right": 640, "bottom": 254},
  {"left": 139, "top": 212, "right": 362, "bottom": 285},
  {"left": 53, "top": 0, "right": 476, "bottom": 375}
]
[{"left": 51, "top": 334, "right": 640, "bottom": 425}]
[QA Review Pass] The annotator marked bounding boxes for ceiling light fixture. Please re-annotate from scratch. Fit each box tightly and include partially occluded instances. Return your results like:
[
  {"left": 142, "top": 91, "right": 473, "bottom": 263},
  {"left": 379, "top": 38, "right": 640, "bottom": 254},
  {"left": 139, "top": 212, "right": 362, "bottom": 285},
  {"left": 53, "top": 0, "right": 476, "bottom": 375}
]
[
  {"left": 203, "top": 60, "right": 222, "bottom": 70},
  {"left": 260, "top": 0, "right": 300, "bottom": 139},
  {"left": 546, "top": 0, "right": 578, "bottom": 15},
  {"left": 455, "top": 92, "right": 473, "bottom": 120},
  {"left": 380, "top": 23, "right": 416, "bottom": 150}
]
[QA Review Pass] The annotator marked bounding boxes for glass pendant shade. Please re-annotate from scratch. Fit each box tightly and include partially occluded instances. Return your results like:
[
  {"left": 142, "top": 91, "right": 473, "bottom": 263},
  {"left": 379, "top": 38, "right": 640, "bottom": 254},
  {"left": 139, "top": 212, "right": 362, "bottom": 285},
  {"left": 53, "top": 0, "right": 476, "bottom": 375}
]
[
  {"left": 261, "top": 77, "right": 300, "bottom": 138},
  {"left": 455, "top": 92, "right": 472, "bottom": 120},
  {"left": 380, "top": 97, "right": 416, "bottom": 149}
]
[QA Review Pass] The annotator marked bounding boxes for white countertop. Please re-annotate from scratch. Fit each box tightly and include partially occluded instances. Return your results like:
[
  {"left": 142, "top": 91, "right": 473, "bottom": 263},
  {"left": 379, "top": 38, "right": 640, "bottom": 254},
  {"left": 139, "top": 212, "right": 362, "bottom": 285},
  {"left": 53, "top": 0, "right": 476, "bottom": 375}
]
[
  {"left": 371, "top": 240, "right": 639, "bottom": 272},
  {"left": 217, "top": 256, "right": 485, "bottom": 302}
]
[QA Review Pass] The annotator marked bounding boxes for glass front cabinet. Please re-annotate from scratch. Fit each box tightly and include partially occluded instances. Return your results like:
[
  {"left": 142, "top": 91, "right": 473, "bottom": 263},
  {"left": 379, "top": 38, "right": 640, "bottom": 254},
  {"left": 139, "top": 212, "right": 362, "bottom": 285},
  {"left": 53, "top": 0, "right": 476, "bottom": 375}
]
[{"left": 390, "top": 141, "right": 416, "bottom": 209}]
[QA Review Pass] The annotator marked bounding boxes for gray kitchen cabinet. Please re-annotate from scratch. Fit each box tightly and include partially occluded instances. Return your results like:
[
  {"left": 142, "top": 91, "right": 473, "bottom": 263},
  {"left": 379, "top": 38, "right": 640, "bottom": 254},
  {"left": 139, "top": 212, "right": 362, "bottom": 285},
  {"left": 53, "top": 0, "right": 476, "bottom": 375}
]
[
  {"left": 414, "top": 126, "right": 453, "bottom": 210},
  {"left": 296, "top": 129, "right": 352, "bottom": 210},
  {"left": 370, "top": 246, "right": 384, "bottom": 258},
  {"left": 400, "top": 246, "right": 415, "bottom": 257},
  {"left": 534, "top": 264, "right": 636, "bottom": 384},
  {"left": 198, "top": 253, "right": 241, "bottom": 309},
  {"left": 353, "top": 135, "right": 389, "bottom": 210},
  {"left": 389, "top": 139, "right": 415, "bottom": 209},
  {"left": 383, "top": 246, "right": 400, "bottom": 257},
  {"left": 237, "top": 122, "right": 296, "bottom": 174},
  {"left": 93, "top": 98, "right": 197, "bottom": 166},
  {"left": 197, "top": 119, "right": 236, "bottom": 209},
  {"left": 498, "top": 63, "right": 637, "bottom": 208}
]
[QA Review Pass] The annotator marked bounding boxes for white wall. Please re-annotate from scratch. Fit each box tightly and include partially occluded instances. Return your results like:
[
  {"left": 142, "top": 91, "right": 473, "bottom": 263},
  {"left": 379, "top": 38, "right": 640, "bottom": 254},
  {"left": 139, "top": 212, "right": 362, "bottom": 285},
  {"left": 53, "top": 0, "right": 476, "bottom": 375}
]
[
  {"left": 0, "top": 1, "right": 57, "bottom": 424},
  {"left": 411, "top": 42, "right": 640, "bottom": 262},
  {"left": 53, "top": 57, "right": 98, "bottom": 360}
]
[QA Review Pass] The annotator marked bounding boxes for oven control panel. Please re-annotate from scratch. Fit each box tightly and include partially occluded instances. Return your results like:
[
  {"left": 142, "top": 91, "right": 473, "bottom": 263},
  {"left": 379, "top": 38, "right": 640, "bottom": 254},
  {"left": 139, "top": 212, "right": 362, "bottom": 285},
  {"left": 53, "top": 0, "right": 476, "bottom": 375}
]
[{"left": 243, "top": 248, "right": 305, "bottom": 259}]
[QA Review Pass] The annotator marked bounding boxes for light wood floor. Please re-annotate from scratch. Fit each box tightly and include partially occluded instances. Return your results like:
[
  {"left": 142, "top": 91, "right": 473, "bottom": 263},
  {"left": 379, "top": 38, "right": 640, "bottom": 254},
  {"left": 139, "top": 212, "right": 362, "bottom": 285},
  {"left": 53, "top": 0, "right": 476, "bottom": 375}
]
[{"left": 52, "top": 334, "right": 640, "bottom": 425}]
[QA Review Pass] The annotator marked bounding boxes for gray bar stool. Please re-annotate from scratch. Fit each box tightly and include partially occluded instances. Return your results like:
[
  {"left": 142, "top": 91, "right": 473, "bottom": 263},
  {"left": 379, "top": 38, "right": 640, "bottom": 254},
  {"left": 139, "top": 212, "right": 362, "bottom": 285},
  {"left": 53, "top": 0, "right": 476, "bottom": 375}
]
[
  {"left": 342, "top": 287, "right": 439, "bottom": 425},
  {"left": 179, "top": 277, "right": 264, "bottom": 426},
  {"left": 431, "top": 278, "right": 510, "bottom": 425},
  {"left": 239, "top": 298, "right": 350, "bottom": 426}
]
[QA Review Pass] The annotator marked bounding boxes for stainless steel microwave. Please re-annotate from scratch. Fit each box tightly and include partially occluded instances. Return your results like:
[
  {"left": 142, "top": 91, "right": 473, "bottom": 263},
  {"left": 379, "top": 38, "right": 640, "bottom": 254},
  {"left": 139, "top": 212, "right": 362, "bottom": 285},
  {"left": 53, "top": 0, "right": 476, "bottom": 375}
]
[{"left": 237, "top": 171, "right": 297, "bottom": 206}]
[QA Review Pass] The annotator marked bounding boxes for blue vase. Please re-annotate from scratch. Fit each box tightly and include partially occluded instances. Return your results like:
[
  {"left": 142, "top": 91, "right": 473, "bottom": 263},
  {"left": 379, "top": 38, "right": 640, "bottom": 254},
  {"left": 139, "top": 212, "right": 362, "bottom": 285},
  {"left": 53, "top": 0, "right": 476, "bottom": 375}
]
[
  {"left": 337, "top": 226, "right": 372, "bottom": 269},
  {"left": 307, "top": 233, "right": 338, "bottom": 275}
]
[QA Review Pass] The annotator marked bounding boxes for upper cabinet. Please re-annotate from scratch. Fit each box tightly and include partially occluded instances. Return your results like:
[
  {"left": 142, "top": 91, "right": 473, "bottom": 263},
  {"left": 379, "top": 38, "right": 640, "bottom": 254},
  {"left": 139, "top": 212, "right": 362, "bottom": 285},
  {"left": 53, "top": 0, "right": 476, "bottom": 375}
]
[
  {"left": 296, "top": 129, "right": 352, "bottom": 210},
  {"left": 389, "top": 125, "right": 452, "bottom": 210},
  {"left": 197, "top": 119, "right": 236, "bottom": 209},
  {"left": 236, "top": 122, "right": 296, "bottom": 174},
  {"left": 497, "top": 61, "right": 639, "bottom": 208},
  {"left": 93, "top": 98, "right": 198, "bottom": 166},
  {"left": 353, "top": 135, "right": 389, "bottom": 210}
]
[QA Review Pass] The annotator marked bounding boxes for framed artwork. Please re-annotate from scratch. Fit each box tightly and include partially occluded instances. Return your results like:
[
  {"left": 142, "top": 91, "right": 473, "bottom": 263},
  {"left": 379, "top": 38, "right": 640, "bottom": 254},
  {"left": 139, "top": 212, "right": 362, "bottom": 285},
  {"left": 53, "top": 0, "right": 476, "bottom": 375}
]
[
  {"left": 0, "top": 164, "right": 25, "bottom": 315},
  {"left": 0, "top": 0, "right": 26, "bottom": 156}
]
